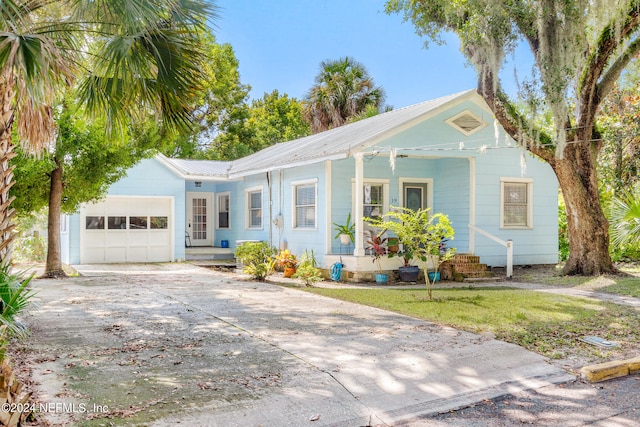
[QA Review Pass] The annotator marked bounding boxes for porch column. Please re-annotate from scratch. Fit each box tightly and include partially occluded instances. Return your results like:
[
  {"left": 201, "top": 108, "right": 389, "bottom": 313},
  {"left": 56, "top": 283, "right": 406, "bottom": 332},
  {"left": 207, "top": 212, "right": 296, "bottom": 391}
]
[{"left": 354, "top": 152, "right": 365, "bottom": 256}]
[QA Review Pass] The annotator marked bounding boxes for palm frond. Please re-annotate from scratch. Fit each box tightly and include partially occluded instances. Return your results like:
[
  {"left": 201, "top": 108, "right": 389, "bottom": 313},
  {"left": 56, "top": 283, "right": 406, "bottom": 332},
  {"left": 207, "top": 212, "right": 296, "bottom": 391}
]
[{"left": 609, "top": 189, "right": 640, "bottom": 247}]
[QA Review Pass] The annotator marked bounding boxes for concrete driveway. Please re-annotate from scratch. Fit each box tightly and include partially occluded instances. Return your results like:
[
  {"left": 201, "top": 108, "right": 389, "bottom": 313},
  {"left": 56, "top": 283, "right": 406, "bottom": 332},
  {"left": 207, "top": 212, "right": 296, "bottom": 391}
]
[{"left": 23, "top": 263, "right": 572, "bottom": 426}]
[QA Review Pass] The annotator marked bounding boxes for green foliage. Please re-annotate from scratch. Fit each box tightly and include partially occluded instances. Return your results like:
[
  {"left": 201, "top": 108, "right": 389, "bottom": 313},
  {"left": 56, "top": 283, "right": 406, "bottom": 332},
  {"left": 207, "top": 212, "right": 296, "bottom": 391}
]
[
  {"left": 12, "top": 211, "right": 47, "bottom": 263},
  {"left": 366, "top": 206, "right": 456, "bottom": 298},
  {"left": 303, "top": 56, "right": 386, "bottom": 133},
  {"left": 293, "top": 264, "right": 323, "bottom": 287},
  {"left": 558, "top": 193, "right": 570, "bottom": 261},
  {"left": 609, "top": 189, "right": 640, "bottom": 252},
  {"left": 597, "top": 83, "right": 640, "bottom": 196},
  {"left": 13, "top": 233, "right": 46, "bottom": 263},
  {"left": 293, "top": 250, "right": 322, "bottom": 286},
  {"left": 0, "top": 264, "right": 35, "bottom": 338},
  {"left": 234, "top": 242, "right": 276, "bottom": 280},
  {"left": 333, "top": 212, "right": 355, "bottom": 242},
  {"left": 245, "top": 90, "right": 310, "bottom": 148},
  {"left": 12, "top": 102, "right": 160, "bottom": 217}
]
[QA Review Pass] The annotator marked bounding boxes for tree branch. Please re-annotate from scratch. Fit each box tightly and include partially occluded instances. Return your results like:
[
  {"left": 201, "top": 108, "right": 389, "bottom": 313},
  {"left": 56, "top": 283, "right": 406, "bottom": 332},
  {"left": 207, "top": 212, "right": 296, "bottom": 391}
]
[
  {"left": 598, "top": 36, "right": 640, "bottom": 99},
  {"left": 578, "top": 2, "right": 640, "bottom": 130},
  {"left": 476, "top": 57, "right": 555, "bottom": 162}
]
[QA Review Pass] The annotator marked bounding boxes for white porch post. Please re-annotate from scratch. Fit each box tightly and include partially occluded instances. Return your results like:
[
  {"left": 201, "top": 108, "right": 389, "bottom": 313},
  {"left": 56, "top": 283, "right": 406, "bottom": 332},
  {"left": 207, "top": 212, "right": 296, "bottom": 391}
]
[
  {"left": 468, "top": 157, "right": 476, "bottom": 253},
  {"left": 354, "top": 152, "right": 365, "bottom": 256}
]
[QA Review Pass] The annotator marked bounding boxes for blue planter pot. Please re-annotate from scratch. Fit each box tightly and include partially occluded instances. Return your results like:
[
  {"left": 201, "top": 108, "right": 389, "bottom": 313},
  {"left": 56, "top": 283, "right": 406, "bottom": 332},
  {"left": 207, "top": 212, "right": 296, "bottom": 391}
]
[
  {"left": 375, "top": 273, "right": 388, "bottom": 284},
  {"left": 427, "top": 271, "right": 440, "bottom": 283}
]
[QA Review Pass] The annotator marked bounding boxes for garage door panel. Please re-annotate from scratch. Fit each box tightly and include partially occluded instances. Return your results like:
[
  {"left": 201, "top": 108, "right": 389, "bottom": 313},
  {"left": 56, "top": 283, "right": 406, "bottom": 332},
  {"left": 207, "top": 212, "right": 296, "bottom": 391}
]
[
  {"left": 148, "top": 231, "right": 169, "bottom": 245},
  {"left": 81, "top": 196, "right": 173, "bottom": 264},
  {"left": 105, "top": 247, "right": 127, "bottom": 262}
]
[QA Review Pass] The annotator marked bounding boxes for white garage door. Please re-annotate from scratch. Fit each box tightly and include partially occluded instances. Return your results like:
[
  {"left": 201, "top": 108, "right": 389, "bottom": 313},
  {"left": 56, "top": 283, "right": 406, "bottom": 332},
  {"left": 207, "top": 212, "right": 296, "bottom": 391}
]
[{"left": 81, "top": 196, "right": 174, "bottom": 263}]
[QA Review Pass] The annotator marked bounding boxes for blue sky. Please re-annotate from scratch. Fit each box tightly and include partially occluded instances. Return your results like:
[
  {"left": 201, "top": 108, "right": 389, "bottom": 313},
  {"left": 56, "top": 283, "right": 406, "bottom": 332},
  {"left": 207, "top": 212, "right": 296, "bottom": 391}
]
[{"left": 213, "top": 0, "right": 481, "bottom": 109}]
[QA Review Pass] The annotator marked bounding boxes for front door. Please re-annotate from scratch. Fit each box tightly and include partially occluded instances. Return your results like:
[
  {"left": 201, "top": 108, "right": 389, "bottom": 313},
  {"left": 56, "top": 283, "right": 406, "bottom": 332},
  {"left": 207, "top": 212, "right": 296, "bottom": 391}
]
[
  {"left": 186, "top": 192, "right": 213, "bottom": 246},
  {"left": 403, "top": 182, "right": 428, "bottom": 211}
]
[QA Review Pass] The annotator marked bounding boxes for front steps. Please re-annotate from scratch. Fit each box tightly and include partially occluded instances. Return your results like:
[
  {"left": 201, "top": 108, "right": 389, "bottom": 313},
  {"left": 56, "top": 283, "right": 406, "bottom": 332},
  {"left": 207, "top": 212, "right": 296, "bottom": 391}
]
[
  {"left": 185, "top": 247, "right": 235, "bottom": 261},
  {"left": 440, "top": 254, "right": 496, "bottom": 282}
]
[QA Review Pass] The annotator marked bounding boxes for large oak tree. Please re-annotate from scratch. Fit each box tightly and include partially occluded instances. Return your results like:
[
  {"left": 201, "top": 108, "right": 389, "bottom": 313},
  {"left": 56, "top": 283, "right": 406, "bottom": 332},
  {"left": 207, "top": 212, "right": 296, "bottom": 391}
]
[{"left": 387, "top": 0, "right": 640, "bottom": 275}]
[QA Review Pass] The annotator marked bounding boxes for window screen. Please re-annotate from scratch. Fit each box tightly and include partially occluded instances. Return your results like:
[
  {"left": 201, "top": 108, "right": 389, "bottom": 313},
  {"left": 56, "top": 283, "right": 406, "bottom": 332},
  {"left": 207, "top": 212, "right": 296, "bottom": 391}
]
[
  {"left": 364, "top": 184, "right": 383, "bottom": 219},
  {"left": 218, "top": 194, "right": 230, "bottom": 229},
  {"left": 295, "top": 184, "right": 316, "bottom": 228},
  {"left": 248, "top": 190, "right": 262, "bottom": 228},
  {"left": 503, "top": 182, "right": 529, "bottom": 226}
]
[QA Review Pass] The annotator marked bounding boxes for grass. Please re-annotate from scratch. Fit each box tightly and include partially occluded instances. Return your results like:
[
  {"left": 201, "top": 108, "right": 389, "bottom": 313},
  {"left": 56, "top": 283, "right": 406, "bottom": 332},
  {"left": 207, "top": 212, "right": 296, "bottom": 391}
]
[
  {"left": 302, "top": 286, "right": 639, "bottom": 368},
  {"left": 512, "top": 264, "right": 640, "bottom": 298}
]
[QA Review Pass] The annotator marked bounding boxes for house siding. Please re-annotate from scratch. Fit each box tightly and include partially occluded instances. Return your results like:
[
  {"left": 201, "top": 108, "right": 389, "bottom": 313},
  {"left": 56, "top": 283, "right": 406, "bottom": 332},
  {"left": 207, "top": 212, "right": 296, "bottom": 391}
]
[
  {"left": 66, "top": 92, "right": 559, "bottom": 270},
  {"left": 68, "top": 157, "right": 186, "bottom": 263}
]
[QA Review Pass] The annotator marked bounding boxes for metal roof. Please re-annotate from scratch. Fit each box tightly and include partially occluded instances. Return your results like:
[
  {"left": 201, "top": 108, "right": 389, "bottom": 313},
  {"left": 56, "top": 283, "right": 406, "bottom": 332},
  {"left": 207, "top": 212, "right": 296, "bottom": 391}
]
[
  {"left": 228, "top": 90, "right": 476, "bottom": 178},
  {"left": 160, "top": 157, "right": 231, "bottom": 180},
  {"left": 158, "top": 89, "right": 478, "bottom": 181}
]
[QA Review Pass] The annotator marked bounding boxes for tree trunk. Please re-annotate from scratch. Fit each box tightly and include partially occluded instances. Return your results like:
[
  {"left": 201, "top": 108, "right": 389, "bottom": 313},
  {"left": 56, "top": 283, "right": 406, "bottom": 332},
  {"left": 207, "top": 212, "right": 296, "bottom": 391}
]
[
  {"left": 551, "top": 142, "right": 614, "bottom": 275},
  {"left": 44, "top": 159, "right": 66, "bottom": 278},
  {"left": 0, "top": 74, "right": 17, "bottom": 266}
]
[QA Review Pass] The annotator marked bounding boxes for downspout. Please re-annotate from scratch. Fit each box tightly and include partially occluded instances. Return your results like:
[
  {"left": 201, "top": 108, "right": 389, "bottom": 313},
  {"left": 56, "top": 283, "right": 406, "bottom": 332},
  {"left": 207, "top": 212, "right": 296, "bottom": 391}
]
[{"left": 267, "top": 171, "right": 272, "bottom": 247}]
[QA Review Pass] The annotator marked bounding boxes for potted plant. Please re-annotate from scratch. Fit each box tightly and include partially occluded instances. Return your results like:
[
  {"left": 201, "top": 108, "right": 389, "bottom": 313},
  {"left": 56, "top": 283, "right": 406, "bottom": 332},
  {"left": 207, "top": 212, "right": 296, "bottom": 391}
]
[
  {"left": 333, "top": 213, "right": 355, "bottom": 245},
  {"left": 367, "top": 206, "right": 456, "bottom": 298},
  {"left": 276, "top": 249, "right": 298, "bottom": 278},
  {"left": 365, "top": 231, "right": 388, "bottom": 284}
]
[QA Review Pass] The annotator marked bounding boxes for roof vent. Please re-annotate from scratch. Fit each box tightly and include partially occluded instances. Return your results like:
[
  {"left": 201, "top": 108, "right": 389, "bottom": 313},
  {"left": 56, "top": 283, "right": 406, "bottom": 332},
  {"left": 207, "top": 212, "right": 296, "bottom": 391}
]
[{"left": 446, "top": 110, "right": 487, "bottom": 136}]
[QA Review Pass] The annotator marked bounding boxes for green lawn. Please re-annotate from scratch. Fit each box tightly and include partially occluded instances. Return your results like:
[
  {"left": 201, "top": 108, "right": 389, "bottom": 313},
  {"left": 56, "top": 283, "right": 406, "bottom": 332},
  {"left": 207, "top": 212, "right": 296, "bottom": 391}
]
[
  {"left": 302, "top": 286, "right": 639, "bottom": 366},
  {"left": 513, "top": 265, "right": 640, "bottom": 298}
]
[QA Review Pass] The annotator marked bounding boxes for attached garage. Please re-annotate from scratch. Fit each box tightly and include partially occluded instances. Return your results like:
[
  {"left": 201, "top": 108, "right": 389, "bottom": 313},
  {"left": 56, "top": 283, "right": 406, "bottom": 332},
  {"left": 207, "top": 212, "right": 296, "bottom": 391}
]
[{"left": 81, "top": 196, "right": 174, "bottom": 263}]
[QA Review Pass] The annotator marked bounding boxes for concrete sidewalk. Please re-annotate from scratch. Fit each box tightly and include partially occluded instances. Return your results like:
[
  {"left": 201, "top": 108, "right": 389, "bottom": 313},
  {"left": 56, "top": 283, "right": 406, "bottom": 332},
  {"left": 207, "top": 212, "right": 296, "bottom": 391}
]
[{"left": 24, "top": 263, "right": 573, "bottom": 426}]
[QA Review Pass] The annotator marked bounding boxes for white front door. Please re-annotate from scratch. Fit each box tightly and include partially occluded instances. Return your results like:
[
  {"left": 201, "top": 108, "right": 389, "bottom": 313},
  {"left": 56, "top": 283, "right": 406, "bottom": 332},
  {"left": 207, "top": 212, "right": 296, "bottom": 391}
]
[{"left": 186, "top": 192, "right": 213, "bottom": 246}]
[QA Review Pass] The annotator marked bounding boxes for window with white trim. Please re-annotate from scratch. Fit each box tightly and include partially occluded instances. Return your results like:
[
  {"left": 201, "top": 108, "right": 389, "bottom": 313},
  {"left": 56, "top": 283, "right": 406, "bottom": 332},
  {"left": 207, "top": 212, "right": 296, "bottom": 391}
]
[
  {"left": 364, "top": 183, "right": 384, "bottom": 219},
  {"left": 247, "top": 188, "right": 262, "bottom": 228},
  {"left": 217, "top": 192, "right": 230, "bottom": 229},
  {"left": 501, "top": 179, "right": 532, "bottom": 228},
  {"left": 294, "top": 181, "right": 317, "bottom": 228}
]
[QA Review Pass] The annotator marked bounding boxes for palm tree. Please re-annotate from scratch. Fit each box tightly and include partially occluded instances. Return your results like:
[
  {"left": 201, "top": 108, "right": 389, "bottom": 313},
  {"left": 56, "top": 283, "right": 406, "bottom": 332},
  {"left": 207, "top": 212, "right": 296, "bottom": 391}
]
[
  {"left": 609, "top": 189, "right": 640, "bottom": 248},
  {"left": 0, "top": 0, "right": 215, "bottom": 265},
  {"left": 304, "top": 56, "right": 386, "bottom": 133}
]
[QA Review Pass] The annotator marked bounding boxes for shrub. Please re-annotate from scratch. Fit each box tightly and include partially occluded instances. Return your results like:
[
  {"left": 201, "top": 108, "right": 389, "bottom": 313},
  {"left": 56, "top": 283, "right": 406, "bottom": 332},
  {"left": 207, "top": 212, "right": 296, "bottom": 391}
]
[
  {"left": 234, "top": 241, "right": 277, "bottom": 280},
  {"left": 293, "top": 250, "right": 322, "bottom": 286}
]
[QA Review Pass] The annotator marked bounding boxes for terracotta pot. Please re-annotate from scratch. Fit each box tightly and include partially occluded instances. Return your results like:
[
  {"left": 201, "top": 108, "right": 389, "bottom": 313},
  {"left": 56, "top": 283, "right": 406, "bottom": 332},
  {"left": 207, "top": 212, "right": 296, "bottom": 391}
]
[{"left": 284, "top": 267, "right": 296, "bottom": 278}]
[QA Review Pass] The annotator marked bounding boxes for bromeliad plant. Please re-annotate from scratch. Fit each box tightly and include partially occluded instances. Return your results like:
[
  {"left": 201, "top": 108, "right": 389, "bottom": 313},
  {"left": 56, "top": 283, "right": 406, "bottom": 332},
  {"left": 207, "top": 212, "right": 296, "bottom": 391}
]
[{"left": 367, "top": 206, "right": 456, "bottom": 299}]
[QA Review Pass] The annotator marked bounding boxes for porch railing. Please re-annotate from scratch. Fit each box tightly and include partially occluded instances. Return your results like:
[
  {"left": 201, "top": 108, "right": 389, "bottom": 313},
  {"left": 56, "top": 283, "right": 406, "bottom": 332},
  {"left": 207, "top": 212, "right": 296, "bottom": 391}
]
[{"left": 468, "top": 224, "right": 513, "bottom": 278}]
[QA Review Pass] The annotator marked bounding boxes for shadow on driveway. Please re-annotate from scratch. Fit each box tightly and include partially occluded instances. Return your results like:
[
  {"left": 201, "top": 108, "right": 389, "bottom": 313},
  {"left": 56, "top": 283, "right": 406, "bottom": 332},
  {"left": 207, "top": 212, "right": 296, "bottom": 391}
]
[{"left": 22, "top": 263, "right": 575, "bottom": 426}]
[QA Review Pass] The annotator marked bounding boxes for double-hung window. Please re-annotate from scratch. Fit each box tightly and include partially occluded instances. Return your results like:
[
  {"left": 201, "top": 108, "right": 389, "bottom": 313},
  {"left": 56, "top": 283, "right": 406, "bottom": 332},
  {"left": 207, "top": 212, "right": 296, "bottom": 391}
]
[
  {"left": 501, "top": 178, "right": 533, "bottom": 228},
  {"left": 217, "top": 192, "right": 230, "bottom": 229},
  {"left": 363, "top": 183, "right": 384, "bottom": 219},
  {"left": 293, "top": 180, "right": 317, "bottom": 228},
  {"left": 247, "top": 188, "right": 262, "bottom": 228}
]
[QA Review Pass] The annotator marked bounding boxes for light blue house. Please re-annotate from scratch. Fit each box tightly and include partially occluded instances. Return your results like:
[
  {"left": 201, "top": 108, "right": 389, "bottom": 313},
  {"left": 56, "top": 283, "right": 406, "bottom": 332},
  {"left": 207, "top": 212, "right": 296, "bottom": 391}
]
[{"left": 65, "top": 90, "right": 559, "bottom": 276}]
